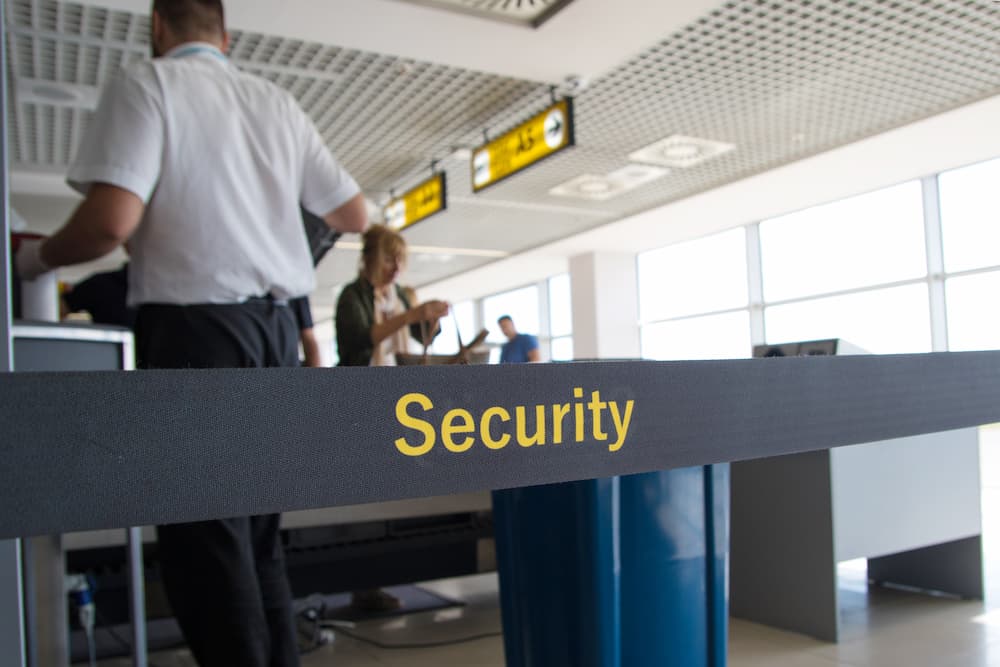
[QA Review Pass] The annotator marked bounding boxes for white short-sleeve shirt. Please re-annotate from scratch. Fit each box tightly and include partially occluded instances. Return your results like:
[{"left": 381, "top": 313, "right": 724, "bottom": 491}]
[{"left": 67, "top": 43, "right": 360, "bottom": 305}]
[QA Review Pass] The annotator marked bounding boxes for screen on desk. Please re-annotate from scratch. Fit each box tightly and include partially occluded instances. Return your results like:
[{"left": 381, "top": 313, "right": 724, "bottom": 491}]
[
  {"left": 12, "top": 324, "right": 131, "bottom": 372},
  {"left": 752, "top": 338, "right": 840, "bottom": 358}
]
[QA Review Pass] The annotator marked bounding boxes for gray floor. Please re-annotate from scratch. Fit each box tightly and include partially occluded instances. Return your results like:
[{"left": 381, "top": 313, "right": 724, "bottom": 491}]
[{"left": 100, "top": 425, "right": 1000, "bottom": 666}]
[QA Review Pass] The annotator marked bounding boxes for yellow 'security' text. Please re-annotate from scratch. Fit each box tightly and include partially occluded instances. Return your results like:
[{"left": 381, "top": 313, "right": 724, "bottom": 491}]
[{"left": 394, "top": 387, "right": 635, "bottom": 457}]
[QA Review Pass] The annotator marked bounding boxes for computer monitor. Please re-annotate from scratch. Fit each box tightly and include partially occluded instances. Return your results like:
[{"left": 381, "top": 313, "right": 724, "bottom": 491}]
[
  {"left": 752, "top": 338, "right": 865, "bottom": 358},
  {"left": 12, "top": 322, "right": 134, "bottom": 372}
]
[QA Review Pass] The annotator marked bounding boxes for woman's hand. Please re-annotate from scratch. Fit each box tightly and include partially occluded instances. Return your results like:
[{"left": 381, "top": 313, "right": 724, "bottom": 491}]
[{"left": 416, "top": 299, "right": 449, "bottom": 322}]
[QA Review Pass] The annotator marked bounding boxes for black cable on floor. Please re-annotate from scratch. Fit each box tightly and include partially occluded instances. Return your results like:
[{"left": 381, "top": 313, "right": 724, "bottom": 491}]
[{"left": 317, "top": 621, "right": 502, "bottom": 650}]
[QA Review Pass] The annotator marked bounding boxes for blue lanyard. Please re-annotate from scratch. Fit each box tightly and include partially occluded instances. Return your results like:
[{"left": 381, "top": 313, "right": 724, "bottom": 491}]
[{"left": 167, "top": 44, "right": 227, "bottom": 62}]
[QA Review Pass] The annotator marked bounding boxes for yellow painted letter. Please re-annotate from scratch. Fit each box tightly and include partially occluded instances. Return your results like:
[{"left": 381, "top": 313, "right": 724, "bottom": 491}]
[
  {"left": 442, "top": 409, "right": 475, "bottom": 453},
  {"left": 608, "top": 400, "right": 635, "bottom": 452},
  {"left": 574, "top": 387, "right": 585, "bottom": 442},
  {"left": 395, "top": 393, "right": 436, "bottom": 456},
  {"left": 481, "top": 407, "right": 511, "bottom": 450},
  {"left": 515, "top": 405, "right": 547, "bottom": 447},
  {"left": 552, "top": 403, "right": 570, "bottom": 443}
]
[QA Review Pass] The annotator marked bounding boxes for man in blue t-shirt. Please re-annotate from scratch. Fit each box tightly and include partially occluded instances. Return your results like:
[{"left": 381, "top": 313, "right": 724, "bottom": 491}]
[{"left": 498, "top": 314, "right": 540, "bottom": 363}]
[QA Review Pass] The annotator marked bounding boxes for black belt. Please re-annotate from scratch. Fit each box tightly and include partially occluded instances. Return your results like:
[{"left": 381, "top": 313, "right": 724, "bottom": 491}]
[{"left": 245, "top": 295, "right": 289, "bottom": 306}]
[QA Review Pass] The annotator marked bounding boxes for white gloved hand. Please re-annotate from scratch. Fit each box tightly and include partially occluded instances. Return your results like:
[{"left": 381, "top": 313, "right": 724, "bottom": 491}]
[{"left": 15, "top": 238, "right": 52, "bottom": 281}]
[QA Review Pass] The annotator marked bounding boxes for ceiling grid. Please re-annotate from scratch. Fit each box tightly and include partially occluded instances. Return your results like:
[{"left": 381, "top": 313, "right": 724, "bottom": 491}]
[{"left": 4, "top": 0, "right": 1000, "bottom": 289}]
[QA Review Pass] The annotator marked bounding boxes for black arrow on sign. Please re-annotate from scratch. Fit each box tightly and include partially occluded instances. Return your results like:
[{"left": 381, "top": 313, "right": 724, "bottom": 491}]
[{"left": 547, "top": 117, "right": 563, "bottom": 139}]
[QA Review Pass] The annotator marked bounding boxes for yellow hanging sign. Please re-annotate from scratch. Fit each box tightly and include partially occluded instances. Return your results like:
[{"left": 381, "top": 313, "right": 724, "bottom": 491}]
[
  {"left": 471, "top": 98, "right": 574, "bottom": 193},
  {"left": 384, "top": 172, "right": 448, "bottom": 231}
]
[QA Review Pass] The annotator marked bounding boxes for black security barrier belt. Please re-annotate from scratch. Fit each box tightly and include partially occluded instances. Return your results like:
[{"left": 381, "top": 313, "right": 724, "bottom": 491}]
[{"left": 2, "top": 352, "right": 999, "bottom": 539}]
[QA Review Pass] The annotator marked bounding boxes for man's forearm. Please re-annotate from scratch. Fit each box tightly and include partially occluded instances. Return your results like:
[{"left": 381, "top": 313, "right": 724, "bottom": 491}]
[
  {"left": 323, "top": 193, "right": 368, "bottom": 234},
  {"left": 40, "top": 184, "right": 144, "bottom": 268},
  {"left": 42, "top": 219, "right": 125, "bottom": 267}
]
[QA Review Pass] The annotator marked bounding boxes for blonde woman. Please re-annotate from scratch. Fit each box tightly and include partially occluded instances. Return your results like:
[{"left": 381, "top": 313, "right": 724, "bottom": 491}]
[{"left": 336, "top": 224, "right": 449, "bottom": 367}]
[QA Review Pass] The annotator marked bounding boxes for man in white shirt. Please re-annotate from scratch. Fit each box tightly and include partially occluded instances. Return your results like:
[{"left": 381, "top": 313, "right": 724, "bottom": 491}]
[{"left": 16, "top": 1, "right": 367, "bottom": 665}]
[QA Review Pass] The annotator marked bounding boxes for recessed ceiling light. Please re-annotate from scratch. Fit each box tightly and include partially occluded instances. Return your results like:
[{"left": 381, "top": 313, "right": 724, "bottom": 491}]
[
  {"left": 17, "top": 79, "right": 100, "bottom": 110},
  {"left": 579, "top": 181, "right": 612, "bottom": 194},
  {"left": 389, "top": 0, "right": 576, "bottom": 28},
  {"left": 414, "top": 253, "right": 456, "bottom": 264},
  {"left": 335, "top": 240, "right": 507, "bottom": 258},
  {"left": 549, "top": 164, "right": 668, "bottom": 202},
  {"left": 550, "top": 175, "right": 625, "bottom": 201},
  {"left": 628, "top": 134, "right": 735, "bottom": 169},
  {"left": 607, "top": 164, "right": 669, "bottom": 186},
  {"left": 663, "top": 144, "right": 701, "bottom": 159},
  {"left": 32, "top": 83, "right": 77, "bottom": 103}
]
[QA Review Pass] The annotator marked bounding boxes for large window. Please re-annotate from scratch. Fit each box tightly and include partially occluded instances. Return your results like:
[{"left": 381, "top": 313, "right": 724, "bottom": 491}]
[
  {"left": 637, "top": 228, "right": 749, "bottom": 360},
  {"left": 759, "top": 182, "right": 926, "bottom": 303},
  {"left": 764, "top": 284, "right": 931, "bottom": 354},
  {"left": 641, "top": 311, "right": 752, "bottom": 360},
  {"left": 431, "top": 300, "right": 476, "bottom": 355},
  {"left": 939, "top": 158, "right": 1000, "bottom": 273},
  {"left": 469, "top": 155, "right": 1000, "bottom": 363},
  {"left": 946, "top": 273, "right": 1000, "bottom": 352},
  {"left": 638, "top": 228, "right": 748, "bottom": 322}
]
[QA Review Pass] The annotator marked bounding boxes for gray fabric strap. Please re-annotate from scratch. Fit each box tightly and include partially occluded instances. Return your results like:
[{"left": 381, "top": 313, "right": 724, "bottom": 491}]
[{"left": 2, "top": 352, "right": 998, "bottom": 539}]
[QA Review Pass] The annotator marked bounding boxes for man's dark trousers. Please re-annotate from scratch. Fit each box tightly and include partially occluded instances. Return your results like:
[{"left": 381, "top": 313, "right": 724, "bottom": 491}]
[{"left": 136, "top": 300, "right": 301, "bottom": 667}]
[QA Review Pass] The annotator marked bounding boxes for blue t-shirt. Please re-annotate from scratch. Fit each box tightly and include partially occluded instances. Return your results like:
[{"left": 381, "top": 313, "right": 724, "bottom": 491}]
[{"left": 500, "top": 333, "right": 539, "bottom": 363}]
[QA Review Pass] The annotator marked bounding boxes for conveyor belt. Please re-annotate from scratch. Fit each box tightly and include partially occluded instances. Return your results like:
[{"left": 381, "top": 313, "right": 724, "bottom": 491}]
[{"left": 2, "top": 352, "right": 999, "bottom": 538}]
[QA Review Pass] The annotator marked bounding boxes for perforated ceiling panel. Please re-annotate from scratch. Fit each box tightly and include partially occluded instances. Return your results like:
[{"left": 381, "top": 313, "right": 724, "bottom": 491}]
[
  {"left": 6, "top": 0, "right": 1000, "bottom": 290},
  {"left": 5, "top": 0, "right": 548, "bottom": 195}
]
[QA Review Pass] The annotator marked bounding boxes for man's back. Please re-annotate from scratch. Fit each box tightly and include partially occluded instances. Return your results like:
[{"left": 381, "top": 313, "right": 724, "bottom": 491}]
[{"left": 68, "top": 45, "right": 356, "bottom": 305}]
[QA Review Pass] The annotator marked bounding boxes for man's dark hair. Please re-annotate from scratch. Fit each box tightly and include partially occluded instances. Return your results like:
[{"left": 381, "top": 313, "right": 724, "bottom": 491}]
[
  {"left": 497, "top": 315, "right": 512, "bottom": 324},
  {"left": 152, "top": 0, "right": 225, "bottom": 39}
]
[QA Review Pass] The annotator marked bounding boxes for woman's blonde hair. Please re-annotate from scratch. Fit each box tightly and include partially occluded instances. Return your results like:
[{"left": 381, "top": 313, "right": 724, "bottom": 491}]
[{"left": 361, "top": 224, "right": 407, "bottom": 275}]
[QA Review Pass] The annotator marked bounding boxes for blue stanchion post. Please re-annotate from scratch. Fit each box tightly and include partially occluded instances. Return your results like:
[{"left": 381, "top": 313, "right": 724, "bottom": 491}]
[
  {"left": 493, "top": 466, "right": 728, "bottom": 667},
  {"left": 493, "top": 479, "right": 620, "bottom": 667}
]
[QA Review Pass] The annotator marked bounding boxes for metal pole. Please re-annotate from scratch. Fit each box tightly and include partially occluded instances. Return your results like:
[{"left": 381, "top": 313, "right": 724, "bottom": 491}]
[
  {"left": 1, "top": 0, "right": 29, "bottom": 661},
  {"left": 0, "top": 0, "right": 12, "bottom": 372},
  {"left": 127, "top": 528, "right": 148, "bottom": 667},
  {"left": 0, "top": 542, "right": 27, "bottom": 667}
]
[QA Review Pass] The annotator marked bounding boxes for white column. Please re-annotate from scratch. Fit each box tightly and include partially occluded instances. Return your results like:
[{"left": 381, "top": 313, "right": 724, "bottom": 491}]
[{"left": 569, "top": 252, "right": 641, "bottom": 360}]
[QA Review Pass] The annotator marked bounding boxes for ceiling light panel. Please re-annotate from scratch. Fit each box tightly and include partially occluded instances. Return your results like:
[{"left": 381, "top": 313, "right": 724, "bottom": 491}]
[
  {"left": 390, "top": 0, "right": 576, "bottom": 28},
  {"left": 550, "top": 175, "right": 627, "bottom": 201},
  {"left": 550, "top": 165, "right": 669, "bottom": 201},
  {"left": 628, "top": 135, "right": 735, "bottom": 169}
]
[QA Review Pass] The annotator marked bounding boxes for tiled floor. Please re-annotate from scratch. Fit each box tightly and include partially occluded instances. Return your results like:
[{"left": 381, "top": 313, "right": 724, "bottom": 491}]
[{"left": 101, "top": 425, "right": 1000, "bottom": 666}]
